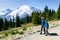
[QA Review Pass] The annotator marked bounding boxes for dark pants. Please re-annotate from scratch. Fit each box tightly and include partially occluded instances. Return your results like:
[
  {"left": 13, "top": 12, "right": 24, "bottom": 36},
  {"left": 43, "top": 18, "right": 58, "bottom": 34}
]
[{"left": 40, "top": 25, "right": 45, "bottom": 34}]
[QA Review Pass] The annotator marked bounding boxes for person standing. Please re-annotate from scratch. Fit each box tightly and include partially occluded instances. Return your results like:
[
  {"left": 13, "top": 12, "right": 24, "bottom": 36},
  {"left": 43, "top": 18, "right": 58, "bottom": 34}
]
[{"left": 40, "top": 17, "right": 45, "bottom": 34}]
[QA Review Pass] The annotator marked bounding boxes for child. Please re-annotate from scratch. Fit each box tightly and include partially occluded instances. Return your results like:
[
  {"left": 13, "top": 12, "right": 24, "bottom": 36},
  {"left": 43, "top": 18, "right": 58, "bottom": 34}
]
[{"left": 44, "top": 20, "right": 49, "bottom": 36}]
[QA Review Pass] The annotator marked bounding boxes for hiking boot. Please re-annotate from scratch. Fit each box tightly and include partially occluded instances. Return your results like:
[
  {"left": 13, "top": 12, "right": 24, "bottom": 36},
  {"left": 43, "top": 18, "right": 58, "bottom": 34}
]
[
  {"left": 40, "top": 33, "right": 42, "bottom": 34},
  {"left": 44, "top": 33, "right": 45, "bottom": 34},
  {"left": 45, "top": 34, "right": 48, "bottom": 36}
]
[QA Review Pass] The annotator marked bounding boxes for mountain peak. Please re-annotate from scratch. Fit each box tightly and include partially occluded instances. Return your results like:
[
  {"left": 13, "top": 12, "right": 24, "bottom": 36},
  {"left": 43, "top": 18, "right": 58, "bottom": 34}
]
[
  {"left": 6, "top": 8, "right": 12, "bottom": 12},
  {"left": 20, "top": 5, "right": 30, "bottom": 8},
  {"left": 18, "top": 5, "right": 32, "bottom": 12}
]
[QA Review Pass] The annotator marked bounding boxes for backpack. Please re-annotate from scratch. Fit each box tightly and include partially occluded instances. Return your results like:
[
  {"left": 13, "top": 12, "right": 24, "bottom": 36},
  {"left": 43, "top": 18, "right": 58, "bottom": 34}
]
[{"left": 41, "top": 20, "right": 45, "bottom": 25}]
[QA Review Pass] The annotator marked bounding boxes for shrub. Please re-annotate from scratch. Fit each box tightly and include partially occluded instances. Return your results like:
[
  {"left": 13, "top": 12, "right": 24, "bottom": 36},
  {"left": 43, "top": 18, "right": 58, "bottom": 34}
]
[
  {"left": 4, "top": 32, "right": 9, "bottom": 37},
  {"left": 15, "top": 29, "right": 19, "bottom": 34},
  {"left": 11, "top": 30, "right": 16, "bottom": 35},
  {"left": 19, "top": 31, "right": 24, "bottom": 35},
  {"left": 11, "top": 30, "right": 19, "bottom": 35},
  {"left": 22, "top": 26, "right": 27, "bottom": 31}
]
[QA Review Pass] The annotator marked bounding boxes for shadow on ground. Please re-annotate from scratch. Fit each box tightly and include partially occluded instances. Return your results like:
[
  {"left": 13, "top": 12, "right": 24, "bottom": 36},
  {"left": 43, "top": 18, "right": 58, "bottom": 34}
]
[
  {"left": 49, "top": 33, "right": 59, "bottom": 36},
  {"left": 36, "top": 30, "right": 59, "bottom": 36}
]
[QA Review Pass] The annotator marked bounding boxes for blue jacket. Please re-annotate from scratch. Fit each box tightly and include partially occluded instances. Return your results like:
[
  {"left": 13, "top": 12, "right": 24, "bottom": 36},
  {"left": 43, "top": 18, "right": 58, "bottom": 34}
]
[
  {"left": 41, "top": 20, "right": 45, "bottom": 26},
  {"left": 44, "top": 21, "right": 49, "bottom": 29}
]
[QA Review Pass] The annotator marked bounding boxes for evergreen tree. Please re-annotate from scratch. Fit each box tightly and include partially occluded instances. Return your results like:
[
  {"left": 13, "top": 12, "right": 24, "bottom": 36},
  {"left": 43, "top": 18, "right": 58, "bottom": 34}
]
[
  {"left": 32, "top": 12, "right": 39, "bottom": 24},
  {"left": 51, "top": 9, "right": 55, "bottom": 20},
  {"left": 10, "top": 17, "right": 12, "bottom": 28},
  {"left": 0, "top": 18, "right": 3, "bottom": 31},
  {"left": 53, "top": 12, "right": 58, "bottom": 20},
  {"left": 57, "top": 3, "right": 60, "bottom": 19},
  {"left": 44, "top": 6, "right": 49, "bottom": 21},
  {"left": 25, "top": 15, "right": 31, "bottom": 23},
  {"left": 36, "top": 11, "right": 41, "bottom": 24},
  {"left": 12, "top": 16, "right": 15, "bottom": 28},
  {"left": 4, "top": 18, "right": 9, "bottom": 30},
  {"left": 16, "top": 14, "right": 21, "bottom": 27}
]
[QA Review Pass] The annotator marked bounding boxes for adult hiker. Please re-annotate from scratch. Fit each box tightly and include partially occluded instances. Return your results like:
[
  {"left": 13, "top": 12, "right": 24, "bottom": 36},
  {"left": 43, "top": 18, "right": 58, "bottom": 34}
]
[{"left": 40, "top": 17, "right": 45, "bottom": 34}]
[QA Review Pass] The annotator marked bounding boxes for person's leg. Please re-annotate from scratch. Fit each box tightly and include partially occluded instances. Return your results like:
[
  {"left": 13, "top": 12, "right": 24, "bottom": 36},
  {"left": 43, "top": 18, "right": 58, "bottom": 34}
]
[
  {"left": 43, "top": 26, "right": 45, "bottom": 34},
  {"left": 47, "top": 30, "right": 49, "bottom": 34},
  {"left": 45, "top": 28, "right": 47, "bottom": 36},
  {"left": 40, "top": 25, "right": 43, "bottom": 34},
  {"left": 45, "top": 28, "right": 48, "bottom": 36}
]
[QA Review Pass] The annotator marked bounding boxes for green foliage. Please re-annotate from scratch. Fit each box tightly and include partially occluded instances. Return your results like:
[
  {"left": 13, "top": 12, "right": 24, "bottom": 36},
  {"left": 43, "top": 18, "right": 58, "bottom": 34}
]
[
  {"left": 16, "top": 14, "right": 21, "bottom": 27},
  {"left": 11, "top": 30, "right": 19, "bottom": 35},
  {"left": 25, "top": 15, "right": 31, "bottom": 23},
  {"left": 9, "top": 17, "right": 13, "bottom": 28},
  {"left": 11, "top": 30, "right": 15, "bottom": 35},
  {"left": 4, "top": 18, "right": 9, "bottom": 30},
  {"left": 12, "top": 16, "right": 15, "bottom": 28},
  {"left": 42, "top": 6, "right": 56, "bottom": 21},
  {"left": 44, "top": 6, "right": 49, "bottom": 21},
  {"left": 32, "top": 11, "right": 39, "bottom": 24},
  {"left": 4, "top": 32, "right": 9, "bottom": 36},
  {"left": 22, "top": 26, "right": 27, "bottom": 31},
  {"left": 0, "top": 18, "right": 4, "bottom": 31},
  {"left": 19, "top": 31, "right": 24, "bottom": 35},
  {"left": 57, "top": 4, "right": 60, "bottom": 19},
  {"left": 15, "top": 29, "right": 19, "bottom": 33}
]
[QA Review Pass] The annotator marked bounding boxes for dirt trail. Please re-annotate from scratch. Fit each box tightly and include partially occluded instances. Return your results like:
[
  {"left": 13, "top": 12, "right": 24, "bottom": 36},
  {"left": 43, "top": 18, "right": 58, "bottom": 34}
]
[{"left": 17, "top": 26, "right": 60, "bottom": 40}]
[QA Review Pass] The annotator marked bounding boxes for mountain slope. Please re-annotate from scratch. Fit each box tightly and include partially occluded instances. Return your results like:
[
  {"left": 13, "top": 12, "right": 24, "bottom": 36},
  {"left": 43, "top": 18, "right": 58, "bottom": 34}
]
[
  {"left": 0, "top": 5, "right": 40, "bottom": 19},
  {"left": 7, "top": 5, "right": 33, "bottom": 19}
]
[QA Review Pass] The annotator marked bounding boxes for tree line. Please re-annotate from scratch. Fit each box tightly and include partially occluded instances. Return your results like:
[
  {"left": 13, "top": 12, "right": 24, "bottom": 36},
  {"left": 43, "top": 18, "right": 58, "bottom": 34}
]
[{"left": 0, "top": 4, "right": 60, "bottom": 31}]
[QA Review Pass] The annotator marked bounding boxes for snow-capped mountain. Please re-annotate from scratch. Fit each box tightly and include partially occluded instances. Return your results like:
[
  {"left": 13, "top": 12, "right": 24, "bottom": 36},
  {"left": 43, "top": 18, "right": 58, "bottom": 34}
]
[
  {"left": 0, "top": 9, "right": 12, "bottom": 19},
  {"left": 0, "top": 9, "right": 12, "bottom": 16},
  {"left": 0, "top": 5, "right": 40, "bottom": 19},
  {"left": 6, "top": 5, "right": 33, "bottom": 19}
]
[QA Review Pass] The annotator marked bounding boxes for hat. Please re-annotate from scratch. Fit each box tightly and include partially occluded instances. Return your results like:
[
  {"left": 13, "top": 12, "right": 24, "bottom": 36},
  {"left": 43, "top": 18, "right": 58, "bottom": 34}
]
[{"left": 41, "top": 17, "right": 44, "bottom": 19}]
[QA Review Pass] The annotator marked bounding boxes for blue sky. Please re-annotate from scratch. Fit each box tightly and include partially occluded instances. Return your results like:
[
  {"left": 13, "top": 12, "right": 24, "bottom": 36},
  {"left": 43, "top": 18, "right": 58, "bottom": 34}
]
[{"left": 0, "top": 0, "right": 60, "bottom": 11}]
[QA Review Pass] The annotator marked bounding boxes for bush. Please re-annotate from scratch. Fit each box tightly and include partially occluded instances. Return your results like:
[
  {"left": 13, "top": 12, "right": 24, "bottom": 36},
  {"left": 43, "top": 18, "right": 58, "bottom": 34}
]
[
  {"left": 11, "top": 30, "right": 16, "bottom": 35},
  {"left": 22, "top": 26, "right": 27, "bottom": 31},
  {"left": 19, "top": 31, "right": 24, "bottom": 35},
  {"left": 11, "top": 30, "right": 19, "bottom": 35},
  {"left": 4, "top": 32, "right": 9, "bottom": 36},
  {"left": 15, "top": 29, "right": 19, "bottom": 33}
]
